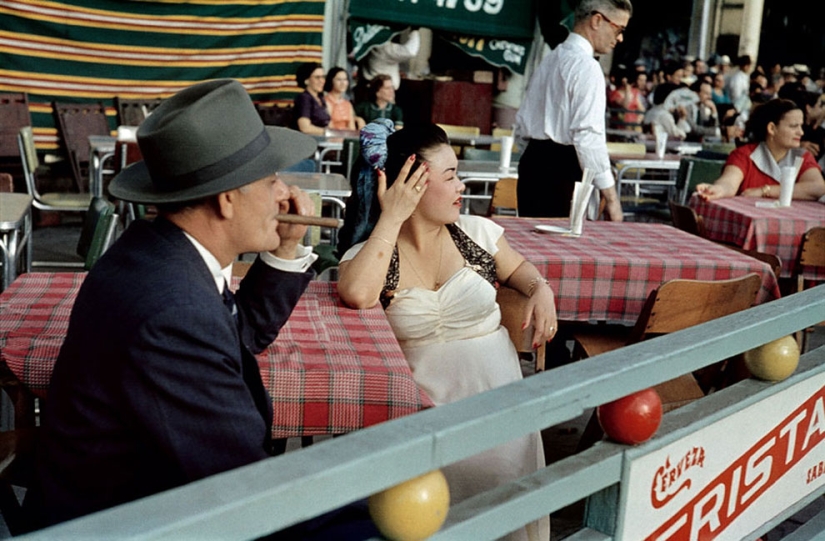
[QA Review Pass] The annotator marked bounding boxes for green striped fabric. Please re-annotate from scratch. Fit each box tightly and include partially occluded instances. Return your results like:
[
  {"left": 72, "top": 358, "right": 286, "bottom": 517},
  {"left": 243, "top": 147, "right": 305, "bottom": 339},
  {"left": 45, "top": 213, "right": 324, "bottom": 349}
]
[{"left": 0, "top": 0, "right": 323, "bottom": 149}]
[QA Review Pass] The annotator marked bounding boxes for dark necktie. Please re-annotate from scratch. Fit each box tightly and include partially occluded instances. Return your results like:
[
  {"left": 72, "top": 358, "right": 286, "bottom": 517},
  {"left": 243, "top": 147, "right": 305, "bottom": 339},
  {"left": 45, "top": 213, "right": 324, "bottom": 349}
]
[{"left": 222, "top": 281, "right": 238, "bottom": 322}]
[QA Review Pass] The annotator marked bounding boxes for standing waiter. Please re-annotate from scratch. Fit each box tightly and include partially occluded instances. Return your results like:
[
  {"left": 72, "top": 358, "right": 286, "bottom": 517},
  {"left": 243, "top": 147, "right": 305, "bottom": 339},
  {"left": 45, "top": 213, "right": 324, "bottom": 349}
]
[{"left": 515, "top": 0, "right": 632, "bottom": 220}]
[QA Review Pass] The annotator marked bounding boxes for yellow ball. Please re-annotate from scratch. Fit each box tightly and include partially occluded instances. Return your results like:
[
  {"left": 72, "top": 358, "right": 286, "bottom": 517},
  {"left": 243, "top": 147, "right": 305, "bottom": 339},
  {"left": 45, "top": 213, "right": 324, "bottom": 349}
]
[
  {"left": 744, "top": 335, "right": 800, "bottom": 382},
  {"left": 368, "top": 470, "right": 450, "bottom": 541}
]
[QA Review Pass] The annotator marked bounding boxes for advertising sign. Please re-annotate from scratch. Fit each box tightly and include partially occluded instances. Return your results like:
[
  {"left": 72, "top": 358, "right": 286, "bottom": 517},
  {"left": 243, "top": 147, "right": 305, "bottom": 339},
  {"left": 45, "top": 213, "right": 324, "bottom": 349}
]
[
  {"left": 617, "top": 372, "right": 825, "bottom": 540},
  {"left": 349, "top": 0, "right": 536, "bottom": 40}
]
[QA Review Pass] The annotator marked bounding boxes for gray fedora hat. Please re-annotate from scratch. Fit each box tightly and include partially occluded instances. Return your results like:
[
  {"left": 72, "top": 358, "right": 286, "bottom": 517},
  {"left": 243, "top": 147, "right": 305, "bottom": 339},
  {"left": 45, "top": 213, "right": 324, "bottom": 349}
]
[{"left": 109, "top": 79, "right": 317, "bottom": 204}]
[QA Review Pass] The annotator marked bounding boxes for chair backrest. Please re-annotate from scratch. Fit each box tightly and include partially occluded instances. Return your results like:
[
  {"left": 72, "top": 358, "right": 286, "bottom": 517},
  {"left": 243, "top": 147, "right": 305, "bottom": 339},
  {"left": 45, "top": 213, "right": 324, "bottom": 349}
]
[
  {"left": 115, "top": 97, "right": 162, "bottom": 126},
  {"left": 17, "top": 126, "right": 39, "bottom": 197},
  {"left": 487, "top": 177, "right": 518, "bottom": 216},
  {"left": 496, "top": 286, "right": 546, "bottom": 372},
  {"left": 797, "top": 227, "right": 825, "bottom": 268},
  {"left": 668, "top": 200, "right": 706, "bottom": 237},
  {"left": 462, "top": 147, "right": 523, "bottom": 162},
  {"left": 676, "top": 156, "right": 725, "bottom": 204},
  {"left": 0, "top": 92, "right": 31, "bottom": 159},
  {"left": 77, "top": 196, "right": 115, "bottom": 259},
  {"left": 83, "top": 200, "right": 118, "bottom": 270},
  {"left": 54, "top": 101, "right": 111, "bottom": 191},
  {"left": 629, "top": 273, "right": 762, "bottom": 342}
]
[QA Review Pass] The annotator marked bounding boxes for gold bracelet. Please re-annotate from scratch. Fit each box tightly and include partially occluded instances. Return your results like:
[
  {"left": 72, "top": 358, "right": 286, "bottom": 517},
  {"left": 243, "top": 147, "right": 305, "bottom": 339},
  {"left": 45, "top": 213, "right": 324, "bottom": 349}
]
[
  {"left": 526, "top": 276, "right": 549, "bottom": 297},
  {"left": 762, "top": 184, "right": 771, "bottom": 198},
  {"left": 369, "top": 235, "right": 395, "bottom": 248}
]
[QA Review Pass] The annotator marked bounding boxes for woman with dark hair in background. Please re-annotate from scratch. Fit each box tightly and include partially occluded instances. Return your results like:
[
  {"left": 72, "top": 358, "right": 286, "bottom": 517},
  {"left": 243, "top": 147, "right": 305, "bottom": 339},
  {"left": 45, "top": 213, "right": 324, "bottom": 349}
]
[
  {"left": 337, "top": 121, "right": 553, "bottom": 541},
  {"left": 697, "top": 98, "right": 825, "bottom": 201},
  {"left": 323, "top": 67, "right": 360, "bottom": 131},
  {"left": 293, "top": 62, "right": 330, "bottom": 135}
]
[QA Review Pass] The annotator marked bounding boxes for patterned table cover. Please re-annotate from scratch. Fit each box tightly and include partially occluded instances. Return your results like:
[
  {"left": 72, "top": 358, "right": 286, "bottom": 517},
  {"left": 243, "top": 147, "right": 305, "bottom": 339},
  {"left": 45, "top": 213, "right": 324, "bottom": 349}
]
[
  {"left": 494, "top": 217, "right": 781, "bottom": 324},
  {"left": 690, "top": 195, "right": 825, "bottom": 279},
  {"left": 0, "top": 273, "right": 433, "bottom": 437}
]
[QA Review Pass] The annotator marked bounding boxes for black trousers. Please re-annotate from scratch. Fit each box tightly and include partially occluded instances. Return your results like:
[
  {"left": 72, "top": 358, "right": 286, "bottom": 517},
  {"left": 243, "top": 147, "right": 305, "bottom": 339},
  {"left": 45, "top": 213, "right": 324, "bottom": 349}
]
[{"left": 517, "top": 138, "right": 582, "bottom": 218}]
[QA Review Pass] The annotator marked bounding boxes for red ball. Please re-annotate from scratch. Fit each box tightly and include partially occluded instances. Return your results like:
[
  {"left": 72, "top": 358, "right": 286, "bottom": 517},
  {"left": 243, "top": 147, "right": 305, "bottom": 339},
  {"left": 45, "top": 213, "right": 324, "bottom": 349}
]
[{"left": 597, "top": 388, "right": 663, "bottom": 445}]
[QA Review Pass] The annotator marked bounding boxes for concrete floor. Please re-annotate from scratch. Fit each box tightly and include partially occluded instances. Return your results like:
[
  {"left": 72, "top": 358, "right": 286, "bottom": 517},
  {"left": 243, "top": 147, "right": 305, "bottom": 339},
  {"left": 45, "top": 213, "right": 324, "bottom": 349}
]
[{"left": 2, "top": 215, "right": 823, "bottom": 539}]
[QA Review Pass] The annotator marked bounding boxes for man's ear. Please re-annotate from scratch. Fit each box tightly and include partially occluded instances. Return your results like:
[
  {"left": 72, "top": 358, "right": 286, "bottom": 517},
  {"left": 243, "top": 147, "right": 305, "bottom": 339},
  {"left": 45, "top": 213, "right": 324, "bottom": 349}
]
[{"left": 216, "top": 191, "right": 236, "bottom": 219}]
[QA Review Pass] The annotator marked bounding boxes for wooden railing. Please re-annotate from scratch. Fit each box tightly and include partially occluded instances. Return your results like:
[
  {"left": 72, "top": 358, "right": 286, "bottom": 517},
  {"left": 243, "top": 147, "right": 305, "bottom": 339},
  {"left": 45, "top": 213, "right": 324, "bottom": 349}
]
[{"left": 18, "top": 285, "right": 825, "bottom": 540}]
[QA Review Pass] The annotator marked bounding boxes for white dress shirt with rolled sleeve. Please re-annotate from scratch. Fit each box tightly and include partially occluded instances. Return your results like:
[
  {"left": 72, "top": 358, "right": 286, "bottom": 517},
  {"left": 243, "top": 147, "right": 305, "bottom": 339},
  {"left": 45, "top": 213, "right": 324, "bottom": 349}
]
[{"left": 515, "top": 33, "right": 615, "bottom": 190}]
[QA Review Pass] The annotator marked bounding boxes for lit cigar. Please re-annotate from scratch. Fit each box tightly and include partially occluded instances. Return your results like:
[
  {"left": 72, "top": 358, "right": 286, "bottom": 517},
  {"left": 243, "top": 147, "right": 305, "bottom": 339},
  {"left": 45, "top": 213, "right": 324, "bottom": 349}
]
[{"left": 275, "top": 214, "right": 343, "bottom": 228}]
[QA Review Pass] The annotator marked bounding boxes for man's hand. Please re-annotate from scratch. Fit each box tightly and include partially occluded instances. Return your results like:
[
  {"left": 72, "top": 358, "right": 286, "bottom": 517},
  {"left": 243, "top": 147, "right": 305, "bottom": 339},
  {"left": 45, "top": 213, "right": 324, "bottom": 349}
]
[{"left": 271, "top": 185, "right": 313, "bottom": 259}]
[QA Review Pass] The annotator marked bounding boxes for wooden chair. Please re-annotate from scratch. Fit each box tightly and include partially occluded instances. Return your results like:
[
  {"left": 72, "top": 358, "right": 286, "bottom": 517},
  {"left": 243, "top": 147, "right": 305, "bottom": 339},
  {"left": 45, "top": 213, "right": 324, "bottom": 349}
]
[
  {"left": 487, "top": 177, "right": 518, "bottom": 216},
  {"left": 794, "top": 227, "right": 825, "bottom": 351},
  {"left": 669, "top": 200, "right": 706, "bottom": 237},
  {"left": 573, "top": 273, "right": 762, "bottom": 449},
  {"left": 490, "top": 127, "right": 518, "bottom": 153},
  {"left": 497, "top": 286, "right": 546, "bottom": 373},
  {"left": 18, "top": 127, "right": 92, "bottom": 213},
  {"left": 115, "top": 97, "right": 163, "bottom": 127},
  {"left": 574, "top": 273, "right": 761, "bottom": 434},
  {"left": 54, "top": 101, "right": 111, "bottom": 192}
]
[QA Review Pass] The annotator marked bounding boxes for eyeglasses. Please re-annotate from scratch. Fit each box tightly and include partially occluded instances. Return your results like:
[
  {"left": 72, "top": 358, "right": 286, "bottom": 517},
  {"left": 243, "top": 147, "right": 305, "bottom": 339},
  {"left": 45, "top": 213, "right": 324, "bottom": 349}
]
[{"left": 592, "top": 10, "right": 626, "bottom": 37}]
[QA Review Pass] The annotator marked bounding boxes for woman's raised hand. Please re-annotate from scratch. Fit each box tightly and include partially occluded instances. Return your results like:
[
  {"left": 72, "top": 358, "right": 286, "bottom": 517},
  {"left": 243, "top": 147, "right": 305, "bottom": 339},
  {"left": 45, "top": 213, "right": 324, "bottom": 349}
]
[{"left": 377, "top": 154, "right": 429, "bottom": 224}]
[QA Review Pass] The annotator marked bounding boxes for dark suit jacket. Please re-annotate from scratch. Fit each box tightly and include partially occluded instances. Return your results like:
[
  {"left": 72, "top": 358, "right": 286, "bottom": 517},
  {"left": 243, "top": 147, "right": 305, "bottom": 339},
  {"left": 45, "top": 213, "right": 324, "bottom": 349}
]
[{"left": 25, "top": 217, "right": 312, "bottom": 528}]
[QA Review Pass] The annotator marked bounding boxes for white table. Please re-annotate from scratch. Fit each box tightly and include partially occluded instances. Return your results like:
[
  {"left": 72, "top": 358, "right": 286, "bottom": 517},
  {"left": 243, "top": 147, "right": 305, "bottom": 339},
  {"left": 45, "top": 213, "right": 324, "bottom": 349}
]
[
  {"left": 0, "top": 193, "right": 33, "bottom": 291},
  {"left": 612, "top": 153, "right": 682, "bottom": 200}
]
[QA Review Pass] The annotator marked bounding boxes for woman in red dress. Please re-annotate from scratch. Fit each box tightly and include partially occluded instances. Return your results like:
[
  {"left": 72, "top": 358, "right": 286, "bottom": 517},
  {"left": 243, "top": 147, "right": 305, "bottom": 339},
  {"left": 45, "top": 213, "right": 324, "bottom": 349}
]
[{"left": 697, "top": 98, "right": 825, "bottom": 201}]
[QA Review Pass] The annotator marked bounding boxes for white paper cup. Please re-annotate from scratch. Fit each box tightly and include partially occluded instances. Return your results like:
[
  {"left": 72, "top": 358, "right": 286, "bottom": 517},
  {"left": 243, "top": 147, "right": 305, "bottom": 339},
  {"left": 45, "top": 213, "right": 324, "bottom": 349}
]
[
  {"left": 655, "top": 131, "right": 667, "bottom": 159},
  {"left": 779, "top": 167, "right": 795, "bottom": 207},
  {"left": 499, "top": 135, "right": 514, "bottom": 170}
]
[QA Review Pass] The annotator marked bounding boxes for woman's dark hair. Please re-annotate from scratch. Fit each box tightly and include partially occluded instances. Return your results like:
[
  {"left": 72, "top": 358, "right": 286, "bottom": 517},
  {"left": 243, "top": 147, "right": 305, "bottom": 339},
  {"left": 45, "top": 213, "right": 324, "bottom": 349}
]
[
  {"left": 324, "top": 67, "right": 348, "bottom": 93},
  {"left": 745, "top": 99, "right": 801, "bottom": 142},
  {"left": 366, "top": 74, "right": 392, "bottom": 102},
  {"left": 295, "top": 62, "right": 322, "bottom": 89},
  {"left": 383, "top": 124, "right": 450, "bottom": 187}
]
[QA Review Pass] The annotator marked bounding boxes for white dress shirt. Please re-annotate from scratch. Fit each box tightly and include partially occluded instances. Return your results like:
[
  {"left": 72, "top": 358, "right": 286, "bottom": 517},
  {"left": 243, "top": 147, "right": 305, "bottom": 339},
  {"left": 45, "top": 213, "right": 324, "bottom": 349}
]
[
  {"left": 363, "top": 30, "right": 421, "bottom": 90},
  {"left": 515, "top": 33, "right": 615, "bottom": 190},
  {"left": 184, "top": 232, "right": 317, "bottom": 294}
]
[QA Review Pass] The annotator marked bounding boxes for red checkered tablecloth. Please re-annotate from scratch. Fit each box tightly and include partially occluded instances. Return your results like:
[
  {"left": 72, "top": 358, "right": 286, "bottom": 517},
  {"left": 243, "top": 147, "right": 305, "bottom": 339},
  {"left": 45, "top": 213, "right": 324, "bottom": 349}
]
[
  {"left": 690, "top": 196, "right": 825, "bottom": 280},
  {"left": 494, "top": 217, "right": 781, "bottom": 324},
  {"left": 0, "top": 273, "right": 433, "bottom": 437}
]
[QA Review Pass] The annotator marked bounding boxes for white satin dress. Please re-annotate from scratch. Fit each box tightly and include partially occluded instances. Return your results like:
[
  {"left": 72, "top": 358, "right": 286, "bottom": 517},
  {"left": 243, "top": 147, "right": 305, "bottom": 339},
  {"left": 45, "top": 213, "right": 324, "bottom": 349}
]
[{"left": 342, "top": 216, "right": 549, "bottom": 541}]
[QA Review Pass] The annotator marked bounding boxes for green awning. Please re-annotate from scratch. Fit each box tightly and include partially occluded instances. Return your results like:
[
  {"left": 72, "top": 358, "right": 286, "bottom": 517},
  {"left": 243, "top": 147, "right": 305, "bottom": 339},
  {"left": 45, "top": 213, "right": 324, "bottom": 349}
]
[
  {"left": 349, "top": 18, "right": 533, "bottom": 75},
  {"left": 441, "top": 34, "right": 531, "bottom": 75},
  {"left": 349, "top": 0, "right": 536, "bottom": 41}
]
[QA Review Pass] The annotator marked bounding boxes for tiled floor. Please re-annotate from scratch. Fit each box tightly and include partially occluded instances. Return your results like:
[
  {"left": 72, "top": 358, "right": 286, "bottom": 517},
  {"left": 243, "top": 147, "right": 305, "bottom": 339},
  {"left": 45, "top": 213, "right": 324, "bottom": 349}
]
[{"left": 1, "top": 216, "right": 822, "bottom": 539}]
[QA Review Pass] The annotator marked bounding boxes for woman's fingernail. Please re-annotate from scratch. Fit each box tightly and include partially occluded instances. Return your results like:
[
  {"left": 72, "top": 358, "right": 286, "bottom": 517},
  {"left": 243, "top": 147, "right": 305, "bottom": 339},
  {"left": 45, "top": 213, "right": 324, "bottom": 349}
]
[
  {"left": 521, "top": 322, "right": 527, "bottom": 330},
  {"left": 409, "top": 154, "right": 416, "bottom": 162}
]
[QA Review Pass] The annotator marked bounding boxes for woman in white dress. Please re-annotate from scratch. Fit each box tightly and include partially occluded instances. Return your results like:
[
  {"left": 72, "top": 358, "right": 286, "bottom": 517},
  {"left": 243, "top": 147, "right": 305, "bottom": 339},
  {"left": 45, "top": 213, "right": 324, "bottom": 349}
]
[{"left": 337, "top": 121, "right": 557, "bottom": 541}]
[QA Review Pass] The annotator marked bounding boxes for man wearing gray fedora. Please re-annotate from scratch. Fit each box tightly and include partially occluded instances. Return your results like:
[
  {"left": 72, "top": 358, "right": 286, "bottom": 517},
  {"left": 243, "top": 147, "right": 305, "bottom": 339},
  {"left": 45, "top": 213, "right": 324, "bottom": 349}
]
[{"left": 23, "top": 79, "right": 379, "bottom": 539}]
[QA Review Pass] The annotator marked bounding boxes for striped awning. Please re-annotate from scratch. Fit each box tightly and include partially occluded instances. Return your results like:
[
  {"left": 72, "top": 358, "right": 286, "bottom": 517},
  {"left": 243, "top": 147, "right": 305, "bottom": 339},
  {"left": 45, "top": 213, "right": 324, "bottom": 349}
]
[{"left": 0, "top": 0, "right": 324, "bottom": 149}]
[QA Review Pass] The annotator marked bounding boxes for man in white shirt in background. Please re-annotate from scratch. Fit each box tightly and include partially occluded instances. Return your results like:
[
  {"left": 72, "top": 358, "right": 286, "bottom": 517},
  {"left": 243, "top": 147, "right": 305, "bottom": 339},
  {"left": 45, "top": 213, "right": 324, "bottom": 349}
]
[
  {"left": 514, "top": 0, "right": 631, "bottom": 220},
  {"left": 361, "top": 28, "right": 421, "bottom": 90}
]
